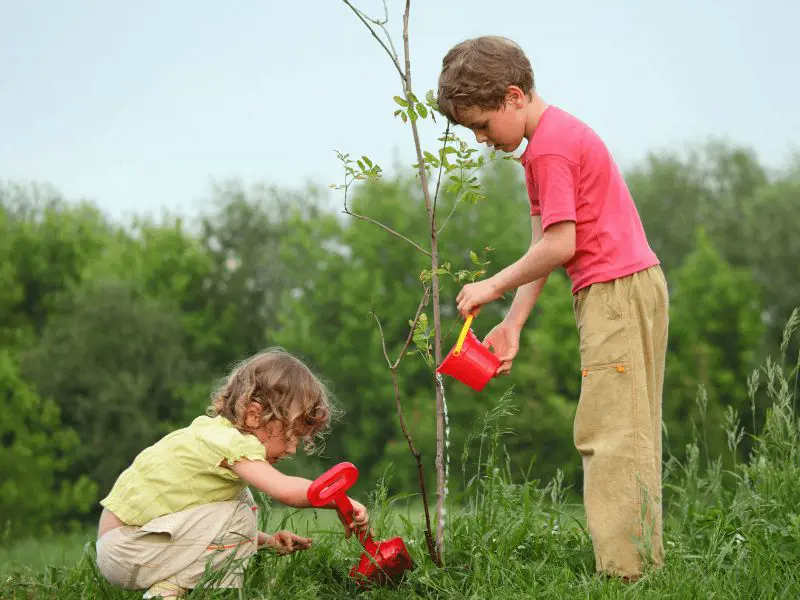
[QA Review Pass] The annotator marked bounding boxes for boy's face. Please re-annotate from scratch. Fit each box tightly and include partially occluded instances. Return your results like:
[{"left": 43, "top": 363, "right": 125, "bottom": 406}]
[{"left": 455, "top": 87, "right": 529, "bottom": 153}]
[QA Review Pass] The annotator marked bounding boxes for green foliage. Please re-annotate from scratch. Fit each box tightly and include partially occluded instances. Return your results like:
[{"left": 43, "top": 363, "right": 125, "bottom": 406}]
[
  {"left": 628, "top": 141, "right": 799, "bottom": 350},
  {"left": 21, "top": 281, "right": 199, "bottom": 499},
  {"left": 0, "top": 351, "right": 97, "bottom": 538},
  {"left": 1, "top": 139, "right": 798, "bottom": 544},
  {"left": 664, "top": 228, "right": 765, "bottom": 463},
  {"left": 0, "top": 182, "right": 112, "bottom": 341}
]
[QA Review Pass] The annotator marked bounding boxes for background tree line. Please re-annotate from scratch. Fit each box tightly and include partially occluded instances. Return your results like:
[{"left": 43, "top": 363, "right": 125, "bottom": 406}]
[{"left": 1, "top": 140, "right": 798, "bottom": 539}]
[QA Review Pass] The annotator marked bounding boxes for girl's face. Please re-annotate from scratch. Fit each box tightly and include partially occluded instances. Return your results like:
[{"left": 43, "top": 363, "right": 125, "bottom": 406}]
[{"left": 244, "top": 402, "right": 299, "bottom": 464}]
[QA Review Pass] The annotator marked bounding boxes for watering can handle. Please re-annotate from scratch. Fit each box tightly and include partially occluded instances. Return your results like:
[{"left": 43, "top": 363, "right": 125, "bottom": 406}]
[
  {"left": 454, "top": 314, "right": 474, "bottom": 356},
  {"left": 306, "top": 462, "right": 377, "bottom": 554},
  {"left": 332, "top": 495, "right": 378, "bottom": 554}
]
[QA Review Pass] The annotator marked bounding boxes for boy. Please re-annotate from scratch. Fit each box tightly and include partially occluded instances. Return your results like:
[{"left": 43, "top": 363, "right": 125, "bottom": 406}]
[{"left": 438, "top": 36, "right": 669, "bottom": 581}]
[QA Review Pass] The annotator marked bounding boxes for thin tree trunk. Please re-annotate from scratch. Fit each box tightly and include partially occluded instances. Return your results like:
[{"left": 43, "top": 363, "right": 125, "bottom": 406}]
[{"left": 400, "top": 0, "right": 446, "bottom": 556}]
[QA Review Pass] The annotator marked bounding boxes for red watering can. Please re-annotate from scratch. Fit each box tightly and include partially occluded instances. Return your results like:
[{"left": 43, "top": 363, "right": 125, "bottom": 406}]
[
  {"left": 307, "top": 462, "right": 414, "bottom": 587},
  {"left": 436, "top": 314, "right": 500, "bottom": 391}
]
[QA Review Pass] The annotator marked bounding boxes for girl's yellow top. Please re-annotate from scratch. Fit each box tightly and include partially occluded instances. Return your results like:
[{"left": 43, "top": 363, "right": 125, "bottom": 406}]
[{"left": 100, "top": 415, "right": 266, "bottom": 525}]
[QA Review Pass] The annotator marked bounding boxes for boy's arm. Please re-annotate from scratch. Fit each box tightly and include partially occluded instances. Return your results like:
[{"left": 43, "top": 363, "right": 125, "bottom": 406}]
[
  {"left": 456, "top": 220, "right": 574, "bottom": 318},
  {"left": 456, "top": 155, "right": 577, "bottom": 318},
  {"left": 490, "top": 220, "right": 575, "bottom": 297},
  {"left": 492, "top": 155, "right": 578, "bottom": 296},
  {"left": 504, "top": 216, "right": 548, "bottom": 329}
]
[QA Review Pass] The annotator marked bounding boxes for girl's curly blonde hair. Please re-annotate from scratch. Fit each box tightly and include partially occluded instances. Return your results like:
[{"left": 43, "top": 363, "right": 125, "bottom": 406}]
[{"left": 208, "top": 348, "right": 337, "bottom": 453}]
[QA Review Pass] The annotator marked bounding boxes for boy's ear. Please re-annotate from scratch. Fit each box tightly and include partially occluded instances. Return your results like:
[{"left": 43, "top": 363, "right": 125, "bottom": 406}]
[
  {"left": 506, "top": 85, "right": 526, "bottom": 108},
  {"left": 244, "top": 401, "right": 263, "bottom": 428}
]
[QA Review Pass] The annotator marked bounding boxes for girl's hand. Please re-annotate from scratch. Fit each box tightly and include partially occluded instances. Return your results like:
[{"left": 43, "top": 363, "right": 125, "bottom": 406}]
[
  {"left": 339, "top": 499, "right": 372, "bottom": 539},
  {"left": 260, "top": 530, "right": 312, "bottom": 555}
]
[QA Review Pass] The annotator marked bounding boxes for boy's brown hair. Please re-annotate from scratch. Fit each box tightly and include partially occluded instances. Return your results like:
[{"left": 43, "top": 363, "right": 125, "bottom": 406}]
[
  {"left": 438, "top": 36, "right": 535, "bottom": 124},
  {"left": 208, "top": 348, "right": 338, "bottom": 453}
]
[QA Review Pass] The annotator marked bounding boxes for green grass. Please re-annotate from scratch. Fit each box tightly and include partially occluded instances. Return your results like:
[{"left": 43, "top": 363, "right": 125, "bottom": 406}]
[
  {"left": 0, "top": 532, "right": 95, "bottom": 579},
  {"left": 3, "top": 318, "right": 800, "bottom": 599}
]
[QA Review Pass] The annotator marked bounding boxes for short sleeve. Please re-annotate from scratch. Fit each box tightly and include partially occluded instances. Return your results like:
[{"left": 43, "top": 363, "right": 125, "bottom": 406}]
[
  {"left": 530, "top": 154, "right": 578, "bottom": 229},
  {"left": 523, "top": 160, "right": 541, "bottom": 217},
  {"left": 199, "top": 416, "right": 267, "bottom": 465}
]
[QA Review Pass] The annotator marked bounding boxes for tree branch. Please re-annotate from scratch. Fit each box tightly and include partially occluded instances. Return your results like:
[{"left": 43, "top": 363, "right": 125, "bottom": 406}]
[
  {"left": 437, "top": 161, "right": 493, "bottom": 236},
  {"left": 431, "top": 123, "right": 451, "bottom": 225},
  {"left": 342, "top": 0, "right": 405, "bottom": 80},
  {"left": 393, "top": 285, "right": 431, "bottom": 368},
  {"left": 370, "top": 290, "right": 441, "bottom": 567},
  {"left": 342, "top": 208, "right": 431, "bottom": 257},
  {"left": 343, "top": 184, "right": 431, "bottom": 257}
]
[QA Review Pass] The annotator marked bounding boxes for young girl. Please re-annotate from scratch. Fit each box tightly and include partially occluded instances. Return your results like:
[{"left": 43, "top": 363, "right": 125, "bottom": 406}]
[{"left": 95, "top": 348, "right": 369, "bottom": 598}]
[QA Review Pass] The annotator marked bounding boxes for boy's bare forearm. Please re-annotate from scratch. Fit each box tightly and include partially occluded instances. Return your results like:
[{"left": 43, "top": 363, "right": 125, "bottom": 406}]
[
  {"left": 505, "top": 277, "right": 548, "bottom": 329},
  {"left": 490, "top": 221, "right": 575, "bottom": 295},
  {"left": 492, "top": 239, "right": 566, "bottom": 295}
]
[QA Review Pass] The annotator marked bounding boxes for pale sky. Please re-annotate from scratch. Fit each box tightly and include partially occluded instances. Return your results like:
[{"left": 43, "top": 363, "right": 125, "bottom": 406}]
[{"left": 2, "top": 0, "right": 797, "bottom": 221}]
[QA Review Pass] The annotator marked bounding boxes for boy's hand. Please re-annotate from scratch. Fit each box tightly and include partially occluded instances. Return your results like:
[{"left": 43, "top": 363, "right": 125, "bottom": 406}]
[
  {"left": 338, "top": 499, "right": 372, "bottom": 539},
  {"left": 484, "top": 321, "right": 521, "bottom": 376},
  {"left": 457, "top": 279, "right": 501, "bottom": 319},
  {"left": 260, "top": 530, "right": 313, "bottom": 555}
]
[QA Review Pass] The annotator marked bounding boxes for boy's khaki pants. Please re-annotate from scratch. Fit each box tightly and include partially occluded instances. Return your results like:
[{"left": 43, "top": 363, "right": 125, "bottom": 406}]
[
  {"left": 572, "top": 265, "right": 669, "bottom": 578},
  {"left": 96, "top": 488, "right": 258, "bottom": 592}
]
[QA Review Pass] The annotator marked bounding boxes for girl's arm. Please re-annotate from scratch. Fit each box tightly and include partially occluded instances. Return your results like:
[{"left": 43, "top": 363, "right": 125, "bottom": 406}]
[
  {"left": 230, "top": 459, "right": 369, "bottom": 535},
  {"left": 230, "top": 459, "right": 315, "bottom": 507}
]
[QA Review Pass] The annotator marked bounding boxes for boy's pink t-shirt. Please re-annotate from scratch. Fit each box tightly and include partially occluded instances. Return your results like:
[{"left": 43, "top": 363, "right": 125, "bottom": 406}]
[{"left": 521, "top": 105, "right": 659, "bottom": 294}]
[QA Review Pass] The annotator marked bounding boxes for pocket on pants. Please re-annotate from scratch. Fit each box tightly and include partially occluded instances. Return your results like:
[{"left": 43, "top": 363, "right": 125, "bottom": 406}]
[
  {"left": 574, "top": 362, "right": 632, "bottom": 453},
  {"left": 574, "top": 282, "right": 630, "bottom": 369}
]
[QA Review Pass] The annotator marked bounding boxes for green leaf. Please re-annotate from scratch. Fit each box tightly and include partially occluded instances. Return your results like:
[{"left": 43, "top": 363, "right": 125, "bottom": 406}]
[
  {"left": 423, "top": 151, "right": 440, "bottom": 168},
  {"left": 393, "top": 96, "right": 409, "bottom": 107},
  {"left": 401, "top": 112, "right": 408, "bottom": 123},
  {"left": 417, "top": 103, "right": 428, "bottom": 118},
  {"left": 470, "top": 250, "right": 480, "bottom": 265},
  {"left": 407, "top": 92, "right": 419, "bottom": 104}
]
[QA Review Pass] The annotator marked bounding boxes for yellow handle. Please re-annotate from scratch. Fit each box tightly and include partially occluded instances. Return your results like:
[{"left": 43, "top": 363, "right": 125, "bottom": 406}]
[{"left": 453, "top": 314, "right": 474, "bottom": 356}]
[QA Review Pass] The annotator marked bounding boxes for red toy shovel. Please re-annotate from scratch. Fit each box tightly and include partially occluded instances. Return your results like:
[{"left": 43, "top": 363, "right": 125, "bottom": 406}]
[{"left": 307, "top": 462, "right": 413, "bottom": 586}]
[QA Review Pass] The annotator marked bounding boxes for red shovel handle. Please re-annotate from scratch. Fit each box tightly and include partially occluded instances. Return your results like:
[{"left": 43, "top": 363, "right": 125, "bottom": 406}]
[{"left": 307, "top": 462, "right": 377, "bottom": 553}]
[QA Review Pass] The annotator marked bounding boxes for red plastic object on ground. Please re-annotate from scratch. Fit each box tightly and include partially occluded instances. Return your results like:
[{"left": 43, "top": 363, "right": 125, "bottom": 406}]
[
  {"left": 307, "top": 462, "right": 413, "bottom": 587},
  {"left": 436, "top": 315, "right": 500, "bottom": 391}
]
